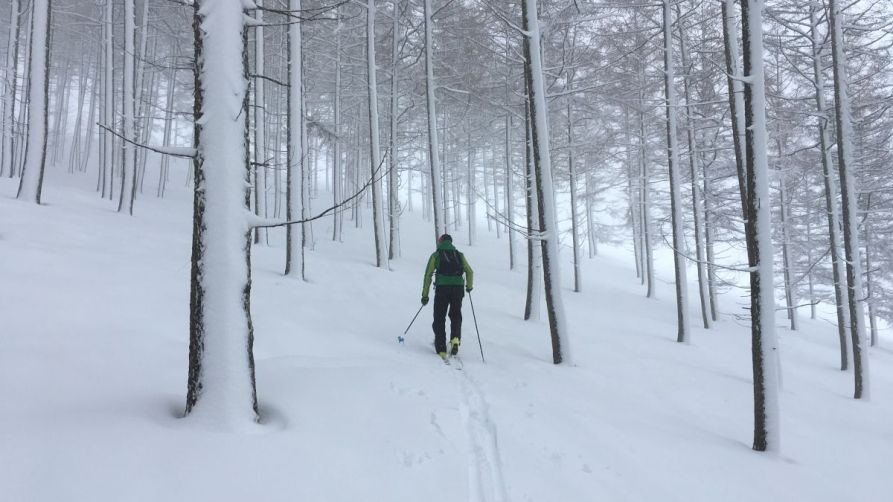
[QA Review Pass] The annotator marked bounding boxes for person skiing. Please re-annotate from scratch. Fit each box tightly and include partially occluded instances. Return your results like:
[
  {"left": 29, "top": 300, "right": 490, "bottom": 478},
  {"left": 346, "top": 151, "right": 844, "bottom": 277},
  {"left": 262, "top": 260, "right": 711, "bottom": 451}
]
[{"left": 421, "top": 234, "right": 474, "bottom": 360}]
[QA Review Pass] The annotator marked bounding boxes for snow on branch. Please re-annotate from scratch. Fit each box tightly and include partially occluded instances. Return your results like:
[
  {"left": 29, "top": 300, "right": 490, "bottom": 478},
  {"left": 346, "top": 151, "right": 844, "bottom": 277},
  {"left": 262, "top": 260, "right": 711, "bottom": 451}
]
[
  {"left": 249, "top": 150, "right": 388, "bottom": 229},
  {"left": 98, "top": 124, "right": 197, "bottom": 159}
]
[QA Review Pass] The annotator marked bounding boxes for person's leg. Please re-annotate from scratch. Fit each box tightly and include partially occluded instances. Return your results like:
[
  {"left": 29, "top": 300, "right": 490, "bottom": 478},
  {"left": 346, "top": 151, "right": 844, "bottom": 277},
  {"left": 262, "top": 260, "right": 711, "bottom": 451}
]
[
  {"left": 432, "top": 287, "right": 449, "bottom": 354},
  {"left": 447, "top": 286, "right": 463, "bottom": 343}
]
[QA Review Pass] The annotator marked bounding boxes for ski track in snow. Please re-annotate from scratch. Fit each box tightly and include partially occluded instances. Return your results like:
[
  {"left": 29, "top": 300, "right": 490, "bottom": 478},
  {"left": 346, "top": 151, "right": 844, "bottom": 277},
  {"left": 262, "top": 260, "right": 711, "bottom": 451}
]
[{"left": 448, "top": 360, "right": 509, "bottom": 502}]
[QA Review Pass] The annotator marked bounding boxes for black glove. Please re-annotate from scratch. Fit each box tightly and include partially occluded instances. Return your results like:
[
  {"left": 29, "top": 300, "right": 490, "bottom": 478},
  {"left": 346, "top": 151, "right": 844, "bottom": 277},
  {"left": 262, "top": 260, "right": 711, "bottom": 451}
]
[
  {"left": 466, "top": 287, "right": 473, "bottom": 293},
  {"left": 421, "top": 296, "right": 429, "bottom": 306}
]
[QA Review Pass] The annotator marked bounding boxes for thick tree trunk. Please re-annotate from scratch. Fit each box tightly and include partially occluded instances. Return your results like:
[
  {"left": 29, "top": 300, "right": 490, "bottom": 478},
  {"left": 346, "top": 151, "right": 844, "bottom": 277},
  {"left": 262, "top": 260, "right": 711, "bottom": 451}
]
[
  {"left": 522, "top": 0, "right": 571, "bottom": 364},
  {"left": 16, "top": 0, "right": 51, "bottom": 204},
  {"left": 118, "top": 0, "right": 137, "bottom": 214},
  {"left": 366, "top": 0, "right": 387, "bottom": 268},
  {"left": 741, "top": 0, "right": 780, "bottom": 453},
  {"left": 285, "top": 0, "right": 305, "bottom": 279},
  {"left": 185, "top": 0, "right": 258, "bottom": 423}
]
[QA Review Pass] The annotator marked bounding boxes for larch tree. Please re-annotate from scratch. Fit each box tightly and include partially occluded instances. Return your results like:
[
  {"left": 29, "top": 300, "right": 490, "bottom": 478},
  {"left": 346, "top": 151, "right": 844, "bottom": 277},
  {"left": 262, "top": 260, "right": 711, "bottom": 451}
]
[
  {"left": 521, "top": 0, "right": 571, "bottom": 364},
  {"left": 1, "top": 0, "right": 22, "bottom": 179},
  {"left": 285, "top": 0, "right": 306, "bottom": 279},
  {"left": 16, "top": 0, "right": 51, "bottom": 204},
  {"left": 118, "top": 0, "right": 137, "bottom": 214},
  {"left": 828, "top": 0, "right": 870, "bottom": 400},
  {"left": 741, "top": 0, "right": 780, "bottom": 453},
  {"left": 365, "top": 0, "right": 387, "bottom": 268},
  {"left": 185, "top": 0, "right": 258, "bottom": 424},
  {"left": 661, "top": 0, "right": 690, "bottom": 343},
  {"left": 423, "top": 0, "right": 445, "bottom": 239}
]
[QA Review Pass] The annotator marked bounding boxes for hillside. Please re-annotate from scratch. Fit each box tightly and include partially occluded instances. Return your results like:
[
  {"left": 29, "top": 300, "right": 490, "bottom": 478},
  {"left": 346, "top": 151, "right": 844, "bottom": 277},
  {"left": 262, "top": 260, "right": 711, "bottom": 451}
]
[{"left": 1, "top": 175, "right": 891, "bottom": 502}]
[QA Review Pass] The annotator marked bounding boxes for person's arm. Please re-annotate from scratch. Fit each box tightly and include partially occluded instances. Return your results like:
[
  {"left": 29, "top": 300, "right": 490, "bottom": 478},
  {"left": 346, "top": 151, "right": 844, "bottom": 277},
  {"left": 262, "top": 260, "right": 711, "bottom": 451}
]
[
  {"left": 462, "top": 254, "right": 474, "bottom": 290},
  {"left": 422, "top": 253, "right": 437, "bottom": 298}
]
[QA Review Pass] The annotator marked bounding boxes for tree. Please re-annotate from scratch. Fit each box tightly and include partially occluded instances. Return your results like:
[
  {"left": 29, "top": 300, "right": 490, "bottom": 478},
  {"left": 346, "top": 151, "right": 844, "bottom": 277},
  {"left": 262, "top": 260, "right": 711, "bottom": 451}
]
[
  {"left": 16, "top": 0, "right": 52, "bottom": 204},
  {"left": 185, "top": 0, "right": 258, "bottom": 423},
  {"left": 522, "top": 0, "right": 571, "bottom": 364},
  {"left": 1, "top": 0, "right": 22, "bottom": 179},
  {"left": 741, "top": 0, "right": 780, "bottom": 453},
  {"left": 365, "top": 0, "right": 387, "bottom": 268},
  {"left": 285, "top": 0, "right": 306, "bottom": 279},
  {"left": 661, "top": 0, "right": 690, "bottom": 343},
  {"left": 828, "top": 0, "right": 870, "bottom": 400},
  {"left": 118, "top": 0, "right": 137, "bottom": 214}
]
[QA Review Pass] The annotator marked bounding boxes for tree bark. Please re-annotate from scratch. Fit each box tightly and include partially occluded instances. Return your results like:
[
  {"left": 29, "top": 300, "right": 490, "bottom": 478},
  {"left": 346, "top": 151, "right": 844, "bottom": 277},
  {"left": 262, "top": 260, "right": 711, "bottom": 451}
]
[
  {"left": 185, "top": 0, "right": 258, "bottom": 423},
  {"left": 741, "top": 0, "right": 781, "bottom": 453},
  {"left": 829, "top": 0, "right": 869, "bottom": 399}
]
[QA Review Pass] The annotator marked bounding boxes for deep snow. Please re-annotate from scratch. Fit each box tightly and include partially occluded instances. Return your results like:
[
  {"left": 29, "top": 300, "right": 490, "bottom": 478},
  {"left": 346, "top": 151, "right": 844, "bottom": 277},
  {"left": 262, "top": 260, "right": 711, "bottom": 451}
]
[{"left": 1, "top": 173, "right": 891, "bottom": 501}]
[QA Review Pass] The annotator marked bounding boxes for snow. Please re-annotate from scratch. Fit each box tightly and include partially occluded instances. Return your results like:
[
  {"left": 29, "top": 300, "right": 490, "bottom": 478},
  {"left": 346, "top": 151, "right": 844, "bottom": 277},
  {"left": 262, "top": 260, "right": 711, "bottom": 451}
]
[{"left": 2, "top": 169, "right": 893, "bottom": 500}]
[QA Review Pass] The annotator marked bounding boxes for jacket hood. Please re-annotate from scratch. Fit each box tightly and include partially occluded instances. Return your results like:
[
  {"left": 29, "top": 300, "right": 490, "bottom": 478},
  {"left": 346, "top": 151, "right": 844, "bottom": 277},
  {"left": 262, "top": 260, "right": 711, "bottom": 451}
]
[{"left": 436, "top": 241, "right": 457, "bottom": 251}]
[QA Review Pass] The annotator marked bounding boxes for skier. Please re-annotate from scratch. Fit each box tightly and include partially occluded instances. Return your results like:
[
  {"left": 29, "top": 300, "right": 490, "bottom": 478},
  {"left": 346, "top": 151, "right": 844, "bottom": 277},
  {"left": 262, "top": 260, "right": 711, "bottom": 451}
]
[{"left": 421, "top": 234, "right": 474, "bottom": 360}]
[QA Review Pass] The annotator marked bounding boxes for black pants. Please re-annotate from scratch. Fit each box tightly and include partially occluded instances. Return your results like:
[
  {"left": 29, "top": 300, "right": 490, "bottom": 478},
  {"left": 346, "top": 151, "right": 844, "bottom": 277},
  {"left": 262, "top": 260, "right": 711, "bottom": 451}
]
[{"left": 432, "top": 285, "right": 464, "bottom": 353}]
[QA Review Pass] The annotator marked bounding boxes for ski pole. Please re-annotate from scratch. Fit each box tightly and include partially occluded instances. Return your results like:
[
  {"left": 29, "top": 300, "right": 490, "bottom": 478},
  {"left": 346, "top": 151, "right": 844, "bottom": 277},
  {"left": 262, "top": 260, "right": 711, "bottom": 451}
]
[
  {"left": 398, "top": 304, "right": 425, "bottom": 344},
  {"left": 468, "top": 292, "right": 485, "bottom": 363}
]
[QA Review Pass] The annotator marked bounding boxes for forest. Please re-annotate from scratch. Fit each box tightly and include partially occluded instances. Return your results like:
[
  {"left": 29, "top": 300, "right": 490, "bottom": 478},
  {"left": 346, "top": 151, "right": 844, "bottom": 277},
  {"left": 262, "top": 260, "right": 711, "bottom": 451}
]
[{"left": 2, "top": 0, "right": 892, "bottom": 500}]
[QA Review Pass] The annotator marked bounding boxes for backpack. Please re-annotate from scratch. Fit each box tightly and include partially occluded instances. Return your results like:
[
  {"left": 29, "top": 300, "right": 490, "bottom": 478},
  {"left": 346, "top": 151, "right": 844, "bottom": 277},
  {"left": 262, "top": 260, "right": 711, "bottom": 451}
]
[{"left": 437, "top": 249, "right": 463, "bottom": 277}]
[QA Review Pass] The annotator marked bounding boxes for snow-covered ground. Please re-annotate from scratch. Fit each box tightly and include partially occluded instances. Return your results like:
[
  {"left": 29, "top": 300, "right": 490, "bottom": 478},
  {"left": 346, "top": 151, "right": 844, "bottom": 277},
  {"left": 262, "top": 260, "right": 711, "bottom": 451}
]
[{"left": 1, "top": 174, "right": 891, "bottom": 502}]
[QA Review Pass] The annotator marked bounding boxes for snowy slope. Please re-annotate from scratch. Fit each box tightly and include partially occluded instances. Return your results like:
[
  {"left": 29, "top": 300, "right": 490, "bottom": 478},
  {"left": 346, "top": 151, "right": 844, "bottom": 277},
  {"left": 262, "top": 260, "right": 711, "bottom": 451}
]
[{"left": 1, "top": 174, "right": 891, "bottom": 502}]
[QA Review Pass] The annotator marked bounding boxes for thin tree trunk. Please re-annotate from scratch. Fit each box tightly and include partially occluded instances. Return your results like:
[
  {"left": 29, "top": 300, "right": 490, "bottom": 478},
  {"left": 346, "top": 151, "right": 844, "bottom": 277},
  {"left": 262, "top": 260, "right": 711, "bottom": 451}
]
[
  {"left": 423, "top": 0, "right": 444, "bottom": 238},
  {"left": 829, "top": 0, "right": 869, "bottom": 399},
  {"left": 332, "top": 9, "right": 342, "bottom": 242},
  {"left": 661, "top": 0, "right": 689, "bottom": 342},
  {"left": 157, "top": 62, "right": 175, "bottom": 198},
  {"left": 387, "top": 0, "right": 401, "bottom": 259},
  {"left": 466, "top": 129, "right": 476, "bottom": 246},
  {"left": 1, "top": 0, "right": 21, "bottom": 178},
  {"left": 678, "top": 17, "right": 709, "bottom": 329},
  {"left": 253, "top": 2, "right": 266, "bottom": 243},
  {"left": 567, "top": 99, "right": 580, "bottom": 293},
  {"left": 523, "top": 99, "right": 541, "bottom": 322},
  {"left": 809, "top": 5, "right": 849, "bottom": 370}
]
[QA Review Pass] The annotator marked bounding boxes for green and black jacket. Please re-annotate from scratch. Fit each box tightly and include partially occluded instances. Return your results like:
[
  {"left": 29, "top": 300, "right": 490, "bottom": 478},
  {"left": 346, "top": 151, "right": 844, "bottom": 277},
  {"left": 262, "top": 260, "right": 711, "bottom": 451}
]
[{"left": 421, "top": 241, "right": 474, "bottom": 298}]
